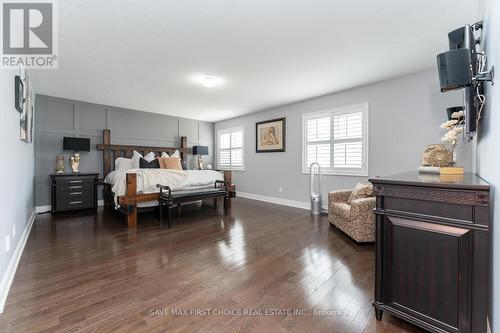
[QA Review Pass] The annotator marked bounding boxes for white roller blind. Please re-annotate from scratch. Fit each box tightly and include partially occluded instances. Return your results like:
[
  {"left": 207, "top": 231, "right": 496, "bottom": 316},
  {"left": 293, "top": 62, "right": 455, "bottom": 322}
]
[
  {"left": 303, "top": 104, "right": 368, "bottom": 175},
  {"left": 218, "top": 127, "right": 244, "bottom": 170}
]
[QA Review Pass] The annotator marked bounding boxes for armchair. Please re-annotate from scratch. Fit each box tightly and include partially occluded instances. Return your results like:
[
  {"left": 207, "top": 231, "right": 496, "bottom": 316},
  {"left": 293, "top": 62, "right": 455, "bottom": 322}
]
[{"left": 328, "top": 189, "right": 376, "bottom": 243}]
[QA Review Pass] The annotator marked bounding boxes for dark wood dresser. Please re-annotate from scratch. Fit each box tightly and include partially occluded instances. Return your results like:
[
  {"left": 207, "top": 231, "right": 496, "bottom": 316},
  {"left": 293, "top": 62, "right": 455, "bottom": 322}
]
[
  {"left": 370, "top": 172, "right": 490, "bottom": 333},
  {"left": 50, "top": 173, "right": 98, "bottom": 213}
]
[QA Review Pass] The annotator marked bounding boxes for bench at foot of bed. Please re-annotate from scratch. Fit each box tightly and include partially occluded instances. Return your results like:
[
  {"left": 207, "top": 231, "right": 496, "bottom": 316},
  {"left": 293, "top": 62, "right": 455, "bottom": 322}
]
[{"left": 157, "top": 180, "right": 228, "bottom": 227}]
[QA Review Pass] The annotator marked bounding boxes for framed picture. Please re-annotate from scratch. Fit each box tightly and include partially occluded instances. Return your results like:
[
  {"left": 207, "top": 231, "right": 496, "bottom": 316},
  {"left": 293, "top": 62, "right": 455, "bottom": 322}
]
[
  {"left": 256, "top": 117, "right": 286, "bottom": 152},
  {"left": 20, "top": 76, "right": 33, "bottom": 143},
  {"left": 15, "top": 75, "right": 24, "bottom": 112}
]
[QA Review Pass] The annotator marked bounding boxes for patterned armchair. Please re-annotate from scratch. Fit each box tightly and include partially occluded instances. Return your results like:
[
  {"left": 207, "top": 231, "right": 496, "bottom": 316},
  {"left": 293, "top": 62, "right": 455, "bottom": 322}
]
[{"left": 328, "top": 189, "right": 376, "bottom": 243}]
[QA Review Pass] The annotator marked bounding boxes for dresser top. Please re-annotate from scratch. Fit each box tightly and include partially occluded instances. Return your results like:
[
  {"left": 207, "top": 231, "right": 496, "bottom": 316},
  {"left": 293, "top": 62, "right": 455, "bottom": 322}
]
[
  {"left": 369, "top": 171, "right": 490, "bottom": 191},
  {"left": 49, "top": 172, "right": 99, "bottom": 178}
]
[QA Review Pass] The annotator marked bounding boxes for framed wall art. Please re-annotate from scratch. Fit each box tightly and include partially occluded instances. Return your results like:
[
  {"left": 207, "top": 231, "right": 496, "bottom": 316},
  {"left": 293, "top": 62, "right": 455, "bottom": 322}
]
[{"left": 256, "top": 117, "right": 285, "bottom": 152}]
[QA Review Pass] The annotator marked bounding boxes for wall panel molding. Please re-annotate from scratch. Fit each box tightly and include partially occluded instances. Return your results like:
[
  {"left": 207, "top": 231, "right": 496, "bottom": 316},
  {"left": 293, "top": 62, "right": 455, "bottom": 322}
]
[{"left": 35, "top": 94, "right": 215, "bottom": 206}]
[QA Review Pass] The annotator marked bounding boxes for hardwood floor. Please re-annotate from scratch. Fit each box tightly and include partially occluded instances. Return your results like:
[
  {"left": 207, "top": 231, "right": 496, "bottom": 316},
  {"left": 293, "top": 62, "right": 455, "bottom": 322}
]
[{"left": 0, "top": 198, "right": 423, "bottom": 333}]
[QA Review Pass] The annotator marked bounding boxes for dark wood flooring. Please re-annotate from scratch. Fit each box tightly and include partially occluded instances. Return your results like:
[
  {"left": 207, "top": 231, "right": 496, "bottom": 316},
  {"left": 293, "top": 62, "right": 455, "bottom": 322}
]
[{"left": 0, "top": 198, "right": 423, "bottom": 333}]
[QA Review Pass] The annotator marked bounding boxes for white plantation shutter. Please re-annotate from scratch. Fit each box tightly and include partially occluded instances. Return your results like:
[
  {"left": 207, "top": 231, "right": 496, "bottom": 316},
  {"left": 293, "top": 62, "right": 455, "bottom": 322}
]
[
  {"left": 305, "top": 117, "right": 331, "bottom": 169},
  {"left": 218, "top": 127, "right": 244, "bottom": 170},
  {"left": 333, "top": 112, "right": 363, "bottom": 169},
  {"left": 303, "top": 104, "right": 368, "bottom": 175}
]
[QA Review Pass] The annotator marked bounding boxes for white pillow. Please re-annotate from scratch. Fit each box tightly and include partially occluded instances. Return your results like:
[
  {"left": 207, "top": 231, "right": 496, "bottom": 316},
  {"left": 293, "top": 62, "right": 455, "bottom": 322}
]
[
  {"left": 170, "top": 150, "right": 180, "bottom": 158},
  {"left": 161, "top": 152, "right": 169, "bottom": 158},
  {"left": 115, "top": 157, "right": 133, "bottom": 171},
  {"left": 131, "top": 151, "right": 142, "bottom": 169},
  {"left": 144, "top": 151, "right": 155, "bottom": 162}
]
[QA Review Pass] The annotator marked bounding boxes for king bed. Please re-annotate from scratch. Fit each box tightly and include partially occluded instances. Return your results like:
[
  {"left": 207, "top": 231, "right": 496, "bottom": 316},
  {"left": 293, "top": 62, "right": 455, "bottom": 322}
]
[{"left": 97, "top": 129, "right": 233, "bottom": 228}]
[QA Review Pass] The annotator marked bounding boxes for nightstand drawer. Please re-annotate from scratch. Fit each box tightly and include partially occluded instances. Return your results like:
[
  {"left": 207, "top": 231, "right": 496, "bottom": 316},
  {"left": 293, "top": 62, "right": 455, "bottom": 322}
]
[
  {"left": 56, "top": 182, "right": 94, "bottom": 193},
  {"left": 55, "top": 177, "right": 95, "bottom": 188},
  {"left": 56, "top": 187, "right": 93, "bottom": 199},
  {"left": 55, "top": 194, "right": 94, "bottom": 211}
]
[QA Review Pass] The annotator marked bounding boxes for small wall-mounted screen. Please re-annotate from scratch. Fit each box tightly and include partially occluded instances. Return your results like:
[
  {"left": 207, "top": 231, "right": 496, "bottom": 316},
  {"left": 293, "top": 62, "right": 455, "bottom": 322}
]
[{"left": 63, "top": 137, "right": 91, "bottom": 151}]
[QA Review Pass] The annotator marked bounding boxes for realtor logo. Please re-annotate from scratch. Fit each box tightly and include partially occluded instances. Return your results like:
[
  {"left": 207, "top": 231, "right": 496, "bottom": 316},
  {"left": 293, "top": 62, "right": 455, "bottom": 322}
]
[{"left": 1, "top": 0, "right": 58, "bottom": 68}]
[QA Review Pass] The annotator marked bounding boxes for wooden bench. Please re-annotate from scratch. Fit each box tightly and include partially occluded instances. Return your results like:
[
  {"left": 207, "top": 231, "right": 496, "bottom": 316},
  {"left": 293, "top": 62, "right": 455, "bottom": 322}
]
[{"left": 157, "top": 180, "right": 228, "bottom": 227}]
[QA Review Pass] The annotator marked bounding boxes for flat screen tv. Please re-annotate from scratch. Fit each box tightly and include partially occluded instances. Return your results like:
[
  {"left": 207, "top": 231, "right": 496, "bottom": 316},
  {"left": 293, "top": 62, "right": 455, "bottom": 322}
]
[{"left": 436, "top": 24, "right": 479, "bottom": 142}]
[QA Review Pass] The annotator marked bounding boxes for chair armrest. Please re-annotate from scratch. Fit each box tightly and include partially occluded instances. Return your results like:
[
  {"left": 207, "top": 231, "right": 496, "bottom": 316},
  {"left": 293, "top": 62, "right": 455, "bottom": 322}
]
[
  {"left": 350, "top": 197, "right": 376, "bottom": 210},
  {"left": 328, "top": 190, "right": 352, "bottom": 204}
]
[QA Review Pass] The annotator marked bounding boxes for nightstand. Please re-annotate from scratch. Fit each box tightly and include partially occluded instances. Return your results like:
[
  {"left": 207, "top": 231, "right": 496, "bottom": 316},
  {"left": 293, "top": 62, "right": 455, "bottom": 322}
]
[{"left": 50, "top": 173, "right": 99, "bottom": 213}]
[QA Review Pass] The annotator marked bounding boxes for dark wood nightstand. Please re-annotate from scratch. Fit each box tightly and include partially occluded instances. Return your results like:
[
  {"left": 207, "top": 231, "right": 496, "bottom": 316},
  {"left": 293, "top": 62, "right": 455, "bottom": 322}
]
[{"left": 50, "top": 173, "right": 99, "bottom": 213}]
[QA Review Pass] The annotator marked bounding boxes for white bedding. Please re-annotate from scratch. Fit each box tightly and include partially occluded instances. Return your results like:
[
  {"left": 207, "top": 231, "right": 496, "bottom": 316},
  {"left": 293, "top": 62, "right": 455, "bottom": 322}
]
[{"left": 104, "top": 169, "right": 224, "bottom": 207}]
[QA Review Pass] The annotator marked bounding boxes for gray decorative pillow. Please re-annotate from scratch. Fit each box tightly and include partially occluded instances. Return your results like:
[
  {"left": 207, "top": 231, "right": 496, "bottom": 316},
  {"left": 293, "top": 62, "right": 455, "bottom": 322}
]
[{"left": 348, "top": 182, "right": 374, "bottom": 204}]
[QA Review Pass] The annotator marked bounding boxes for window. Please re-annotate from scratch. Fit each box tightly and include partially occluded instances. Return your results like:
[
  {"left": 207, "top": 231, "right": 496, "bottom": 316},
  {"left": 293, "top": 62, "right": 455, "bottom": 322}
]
[
  {"left": 217, "top": 127, "right": 244, "bottom": 170},
  {"left": 302, "top": 103, "right": 369, "bottom": 176}
]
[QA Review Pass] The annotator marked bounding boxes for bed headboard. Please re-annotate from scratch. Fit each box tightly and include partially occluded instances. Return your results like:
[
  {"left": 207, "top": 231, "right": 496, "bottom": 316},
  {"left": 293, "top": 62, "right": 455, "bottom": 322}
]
[{"left": 96, "top": 129, "right": 191, "bottom": 177}]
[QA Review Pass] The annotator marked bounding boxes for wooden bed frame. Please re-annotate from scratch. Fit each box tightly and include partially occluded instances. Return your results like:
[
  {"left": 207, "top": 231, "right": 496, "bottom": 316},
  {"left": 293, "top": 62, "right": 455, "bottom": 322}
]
[{"left": 97, "top": 129, "right": 232, "bottom": 228}]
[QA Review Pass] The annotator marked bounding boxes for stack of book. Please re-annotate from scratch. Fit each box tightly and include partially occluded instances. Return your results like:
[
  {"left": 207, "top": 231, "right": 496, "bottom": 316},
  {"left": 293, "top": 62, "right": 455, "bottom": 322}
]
[{"left": 418, "top": 166, "right": 464, "bottom": 175}]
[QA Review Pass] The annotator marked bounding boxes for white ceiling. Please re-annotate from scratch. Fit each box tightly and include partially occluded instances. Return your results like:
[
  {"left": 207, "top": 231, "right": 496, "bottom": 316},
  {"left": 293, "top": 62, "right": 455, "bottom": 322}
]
[{"left": 32, "top": 0, "right": 480, "bottom": 122}]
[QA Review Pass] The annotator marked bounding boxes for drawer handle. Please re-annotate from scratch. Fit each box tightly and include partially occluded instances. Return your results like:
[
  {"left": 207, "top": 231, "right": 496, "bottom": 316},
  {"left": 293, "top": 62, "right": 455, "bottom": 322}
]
[
  {"left": 69, "top": 186, "right": 82, "bottom": 189},
  {"left": 69, "top": 201, "right": 83, "bottom": 204},
  {"left": 69, "top": 180, "right": 83, "bottom": 183},
  {"left": 70, "top": 192, "right": 82, "bottom": 195}
]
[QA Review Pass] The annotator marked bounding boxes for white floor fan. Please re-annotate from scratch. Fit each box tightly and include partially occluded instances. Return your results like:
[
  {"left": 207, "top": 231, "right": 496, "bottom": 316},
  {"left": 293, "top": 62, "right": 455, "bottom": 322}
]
[{"left": 310, "top": 162, "right": 325, "bottom": 215}]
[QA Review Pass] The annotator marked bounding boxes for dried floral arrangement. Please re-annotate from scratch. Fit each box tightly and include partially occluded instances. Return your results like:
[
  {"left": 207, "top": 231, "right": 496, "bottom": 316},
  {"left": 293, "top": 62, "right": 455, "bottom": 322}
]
[{"left": 440, "top": 110, "right": 465, "bottom": 163}]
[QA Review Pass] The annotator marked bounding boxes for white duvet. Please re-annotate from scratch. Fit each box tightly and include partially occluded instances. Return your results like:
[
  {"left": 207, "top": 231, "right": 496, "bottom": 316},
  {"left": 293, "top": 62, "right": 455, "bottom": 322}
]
[{"left": 104, "top": 169, "right": 224, "bottom": 207}]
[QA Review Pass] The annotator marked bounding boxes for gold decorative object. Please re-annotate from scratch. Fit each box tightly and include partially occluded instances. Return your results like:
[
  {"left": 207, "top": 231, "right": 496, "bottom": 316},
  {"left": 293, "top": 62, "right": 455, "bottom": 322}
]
[
  {"left": 197, "top": 155, "right": 204, "bottom": 170},
  {"left": 70, "top": 153, "right": 80, "bottom": 173},
  {"left": 56, "top": 156, "right": 65, "bottom": 174},
  {"left": 422, "top": 144, "right": 453, "bottom": 167}
]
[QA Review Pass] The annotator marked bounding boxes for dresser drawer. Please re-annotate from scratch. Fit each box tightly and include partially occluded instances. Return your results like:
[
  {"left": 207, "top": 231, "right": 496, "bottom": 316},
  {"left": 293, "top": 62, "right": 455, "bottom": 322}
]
[
  {"left": 55, "top": 193, "right": 94, "bottom": 211},
  {"left": 56, "top": 187, "right": 93, "bottom": 199},
  {"left": 56, "top": 182, "right": 94, "bottom": 193},
  {"left": 384, "top": 197, "right": 474, "bottom": 222}
]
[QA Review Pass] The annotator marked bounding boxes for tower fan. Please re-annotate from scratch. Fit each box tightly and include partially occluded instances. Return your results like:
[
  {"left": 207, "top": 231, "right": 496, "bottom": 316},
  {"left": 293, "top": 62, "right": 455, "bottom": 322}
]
[{"left": 310, "top": 162, "right": 323, "bottom": 215}]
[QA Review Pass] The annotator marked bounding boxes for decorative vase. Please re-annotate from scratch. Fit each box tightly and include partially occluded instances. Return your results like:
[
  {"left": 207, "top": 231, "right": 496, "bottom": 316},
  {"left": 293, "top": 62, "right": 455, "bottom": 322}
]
[
  {"left": 56, "top": 156, "right": 65, "bottom": 174},
  {"left": 450, "top": 144, "right": 457, "bottom": 166}
]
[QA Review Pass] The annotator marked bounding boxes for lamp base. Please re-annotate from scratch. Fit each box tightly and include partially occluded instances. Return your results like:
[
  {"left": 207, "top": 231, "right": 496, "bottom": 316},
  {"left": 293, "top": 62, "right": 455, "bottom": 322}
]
[
  {"left": 70, "top": 153, "right": 80, "bottom": 173},
  {"left": 197, "top": 155, "right": 204, "bottom": 170}
]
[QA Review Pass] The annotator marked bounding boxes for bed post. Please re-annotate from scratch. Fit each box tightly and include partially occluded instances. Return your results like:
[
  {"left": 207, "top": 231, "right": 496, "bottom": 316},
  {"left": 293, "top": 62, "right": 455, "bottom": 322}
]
[
  {"left": 103, "top": 129, "right": 112, "bottom": 176},
  {"left": 125, "top": 173, "right": 137, "bottom": 228},
  {"left": 224, "top": 170, "right": 233, "bottom": 208},
  {"left": 102, "top": 129, "right": 112, "bottom": 208},
  {"left": 180, "top": 136, "right": 187, "bottom": 161}
]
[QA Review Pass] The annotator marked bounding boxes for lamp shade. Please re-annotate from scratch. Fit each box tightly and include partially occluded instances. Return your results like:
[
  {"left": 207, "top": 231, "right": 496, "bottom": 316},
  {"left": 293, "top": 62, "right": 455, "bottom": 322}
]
[
  {"left": 192, "top": 145, "right": 208, "bottom": 155},
  {"left": 63, "top": 137, "right": 91, "bottom": 152}
]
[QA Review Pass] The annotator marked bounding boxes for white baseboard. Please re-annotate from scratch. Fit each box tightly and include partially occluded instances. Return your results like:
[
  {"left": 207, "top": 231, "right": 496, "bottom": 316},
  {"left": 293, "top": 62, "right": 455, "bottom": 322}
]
[
  {"left": 0, "top": 210, "right": 36, "bottom": 313},
  {"left": 36, "top": 200, "right": 105, "bottom": 213},
  {"left": 237, "top": 191, "right": 310, "bottom": 210},
  {"left": 237, "top": 192, "right": 329, "bottom": 212}
]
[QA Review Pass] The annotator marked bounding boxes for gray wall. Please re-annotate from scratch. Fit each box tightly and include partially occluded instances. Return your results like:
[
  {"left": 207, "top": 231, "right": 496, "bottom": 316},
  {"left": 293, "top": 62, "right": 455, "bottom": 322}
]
[
  {"left": 475, "top": 0, "right": 498, "bottom": 330},
  {"left": 215, "top": 69, "right": 472, "bottom": 205},
  {"left": 0, "top": 69, "right": 35, "bottom": 308},
  {"left": 35, "top": 95, "right": 215, "bottom": 208}
]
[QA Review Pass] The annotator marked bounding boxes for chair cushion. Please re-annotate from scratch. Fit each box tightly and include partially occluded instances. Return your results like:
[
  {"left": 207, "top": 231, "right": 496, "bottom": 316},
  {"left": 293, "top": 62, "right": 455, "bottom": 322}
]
[
  {"left": 331, "top": 202, "right": 351, "bottom": 221},
  {"left": 348, "top": 182, "right": 374, "bottom": 204}
]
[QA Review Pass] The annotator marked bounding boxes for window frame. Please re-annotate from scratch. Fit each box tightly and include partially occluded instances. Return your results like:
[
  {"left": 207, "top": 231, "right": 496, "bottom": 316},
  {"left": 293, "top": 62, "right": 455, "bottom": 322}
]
[
  {"left": 302, "top": 103, "right": 369, "bottom": 176},
  {"left": 216, "top": 126, "right": 245, "bottom": 171}
]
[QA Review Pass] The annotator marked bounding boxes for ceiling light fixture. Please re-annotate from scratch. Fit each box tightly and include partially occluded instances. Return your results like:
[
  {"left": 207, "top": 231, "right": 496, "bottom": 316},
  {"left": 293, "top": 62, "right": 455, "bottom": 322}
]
[{"left": 193, "top": 75, "right": 223, "bottom": 88}]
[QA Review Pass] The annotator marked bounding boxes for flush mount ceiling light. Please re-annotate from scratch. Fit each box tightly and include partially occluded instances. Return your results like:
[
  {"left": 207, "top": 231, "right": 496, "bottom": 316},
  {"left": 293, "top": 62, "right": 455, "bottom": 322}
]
[{"left": 193, "top": 75, "right": 224, "bottom": 88}]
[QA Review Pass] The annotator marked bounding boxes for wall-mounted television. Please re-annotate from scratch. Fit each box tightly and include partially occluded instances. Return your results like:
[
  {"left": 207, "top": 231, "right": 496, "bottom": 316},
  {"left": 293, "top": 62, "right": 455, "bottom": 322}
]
[{"left": 436, "top": 22, "right": 493, "bottom": 142}]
